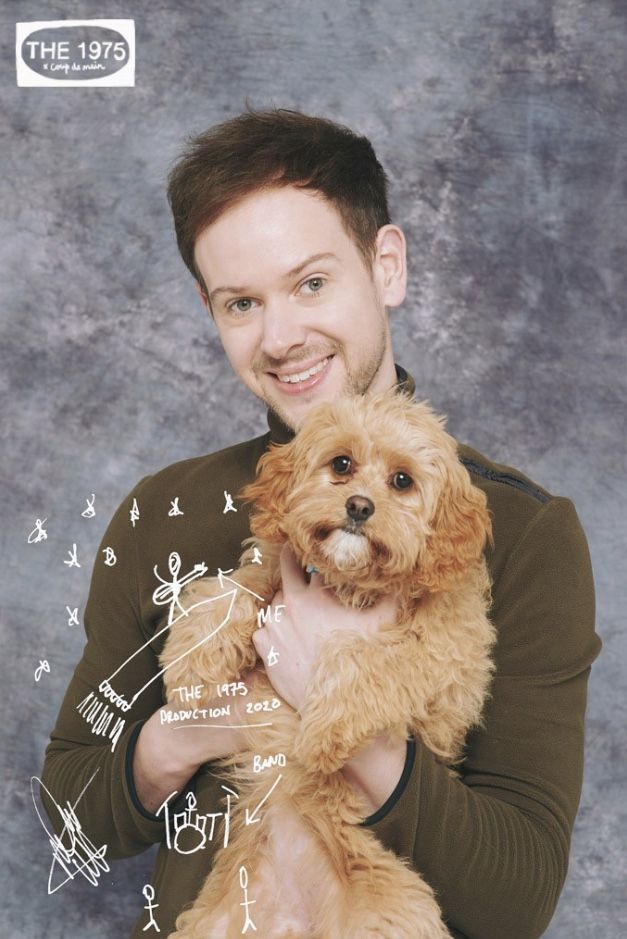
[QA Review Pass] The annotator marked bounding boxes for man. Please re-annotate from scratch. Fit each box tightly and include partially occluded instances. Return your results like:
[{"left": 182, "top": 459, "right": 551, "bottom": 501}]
[{"left": 41, "top": 107, "right": 601, "bottom": 938}]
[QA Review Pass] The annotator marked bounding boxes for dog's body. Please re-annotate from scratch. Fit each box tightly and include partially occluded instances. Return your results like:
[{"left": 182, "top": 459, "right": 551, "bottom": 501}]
[{"left": 160, "top": 390, "right": 496, "bottom": 938}]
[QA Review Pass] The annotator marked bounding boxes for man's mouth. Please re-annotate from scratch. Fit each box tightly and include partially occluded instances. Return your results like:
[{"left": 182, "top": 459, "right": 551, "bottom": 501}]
[{"left": 268, "top": 355, "right": 334, "bottom": 393}]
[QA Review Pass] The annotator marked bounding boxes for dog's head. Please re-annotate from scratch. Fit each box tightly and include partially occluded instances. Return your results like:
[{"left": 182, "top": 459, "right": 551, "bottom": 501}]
[{"left": 240, "top": 389, "right": 491, "bottom": 598}]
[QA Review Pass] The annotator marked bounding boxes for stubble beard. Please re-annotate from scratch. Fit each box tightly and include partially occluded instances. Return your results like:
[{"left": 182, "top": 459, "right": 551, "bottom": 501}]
[{"left": 262, "top": 318, "right": 390, "bottom": 432}]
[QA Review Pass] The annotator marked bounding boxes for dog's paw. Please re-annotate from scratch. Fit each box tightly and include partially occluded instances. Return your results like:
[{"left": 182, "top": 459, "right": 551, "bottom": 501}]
[{"left": 292, "top": 723, "right": 353, "bottom": 775}]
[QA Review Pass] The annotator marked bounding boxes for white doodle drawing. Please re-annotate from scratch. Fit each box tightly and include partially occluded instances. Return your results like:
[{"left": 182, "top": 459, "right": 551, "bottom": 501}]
[
  {"left": 35, "top": 659, "right": 51, "bottom": 682},
  {"left": 217, "top": 568, "right": 265, "bottom": 602},
  {"left": 30, "top": 770, "right": 109, "bottom": 895},
  {"left": 153, "top": 552, "right": 208, "bottom": 626},
  {"left": 81, "top": 494, "right": 96, "bottom": 518},
  {"left": 239, "top": 865, "right": 257, "bottom": 933},
  {"left": 66, "top": 606, "right": 79, "bottom": 627},
  {"left": 76, "top": 692, "right": 126, "bottom": 751},
  {"left": 244, "top": 774, "right": 283, "bottom": 826},
  {"left": 77, "top": 560, "right": 268, "bottom": 752},
  {"left": 157, "top": 785, "right": 239, "bottom": 853},
  {"left": 102, "top": 546, "right": 117, "bottom": 566},
  {"left": 28, "top": 517, "right": 48, "bottom": 543},
  {"left": 251, "top": 546, "right": 262, "bottom": 565},
  {"left": 63, "top": 543, "right": 81, "bottom": 568},
  {"left": 77, "top": 585, "right": 237, "bottom": 751},
  {"left": 142, "top": 884, "right": 161, "bottom": 933},
  {"left": 223, "top": 490, "right": 237, "bottom": 513},
  {"left": 130, "top": 497, "right": 140, "bottom": 528},
  {"left": 168, "top": 497, "right": 184, "bottom": 517}
]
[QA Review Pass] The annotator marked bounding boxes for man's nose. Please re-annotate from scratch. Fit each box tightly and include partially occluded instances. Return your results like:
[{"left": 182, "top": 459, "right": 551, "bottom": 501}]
[
  {"left": 260, "top": 298, "right": 307, "bottom": 360},
  {"left": 345, "top": 495, "right": 375, "bottom": 523}
]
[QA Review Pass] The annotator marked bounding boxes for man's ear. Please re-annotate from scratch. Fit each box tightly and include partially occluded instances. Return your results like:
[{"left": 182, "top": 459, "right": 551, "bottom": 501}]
[
  {"left": 372, "top": 224, "right": 407, "bottom": 309},
  {"left": 238, "top": 443, "right": 295, "bottom": 543}
]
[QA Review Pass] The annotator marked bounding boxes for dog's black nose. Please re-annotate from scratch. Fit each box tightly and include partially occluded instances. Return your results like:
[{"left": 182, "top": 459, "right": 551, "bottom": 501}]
[{"left": 345, "top": 495, "right": 375, "bottom": 523}]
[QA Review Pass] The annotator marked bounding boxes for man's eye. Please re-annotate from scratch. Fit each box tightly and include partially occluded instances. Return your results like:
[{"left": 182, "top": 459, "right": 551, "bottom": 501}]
[
  {"left": 301, "top": 276, "right": 325, "bottom": 295},
  {"left": 331, "top": 455, "right": 352, "bottom": 475},
  {"left": 391, "top": 472, "right": 413, "bottom": 490},
  {"left": 227, "top": 298, "right": 255, "bottom": 314}
]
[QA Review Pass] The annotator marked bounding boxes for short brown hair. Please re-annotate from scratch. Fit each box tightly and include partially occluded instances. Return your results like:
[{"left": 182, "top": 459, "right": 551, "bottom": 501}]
[{"left": 166, "top": 105, "right": 391, "bottom": 299}]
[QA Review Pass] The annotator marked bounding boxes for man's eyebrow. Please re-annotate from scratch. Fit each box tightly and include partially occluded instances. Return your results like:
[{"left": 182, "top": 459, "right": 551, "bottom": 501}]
[{"left": 208, "top": 252, "right": 340, "bottom": 305}]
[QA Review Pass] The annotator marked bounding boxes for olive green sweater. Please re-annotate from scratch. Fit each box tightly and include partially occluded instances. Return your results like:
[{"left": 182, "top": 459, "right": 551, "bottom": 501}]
[{"left": 41, "top": 366, "right": 601, "bottom": 939}]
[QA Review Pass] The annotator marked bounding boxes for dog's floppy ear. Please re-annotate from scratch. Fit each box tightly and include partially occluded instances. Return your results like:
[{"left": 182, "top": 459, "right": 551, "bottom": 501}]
[
  {"left": 417, "top": 461, "right": 492, "bottom": 593},
  {"left": 238, "top": 442, "right": 295, "bottom": 543}
]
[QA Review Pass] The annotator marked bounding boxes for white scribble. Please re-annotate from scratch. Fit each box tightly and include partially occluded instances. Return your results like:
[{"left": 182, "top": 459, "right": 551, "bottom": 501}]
[
  {"left": 253, "top": 753, "right": 286, "bottom": 773},
  {"left": 142, "top": 884, "right": 161, "bottom": 932},
  {"left": 77, "top": 556, "right": 269, "bottom": 753},
  {"left": 66, "top": 606, "right": 79, "bottom": 627},
  {"left": 223, "top": 491, "right": 237, "bottom": 514},
  {"left": 34, "top": 659, "right": 50, "bottom": 682},
  {"left": 76, "top": 692, "right": 126, "bottom": 751},
  {"left": 130, "top": 497, "right": 140, "bottom": 527},
  {"left": 168, "top": 497, "right": 184, "bottom": 517},
  {"left": 81, "top": 494, "right": 96, "bottom": 518},
  {"left": 102, "top": 546, "right": 117, "bottom": 566},
  {"left": 28, "top": 517, "right": 48, "bottom": 544},
  {"left": 152, "top": 552, "right": 208, "bottom": 626},
  {"left": 267, "top": 646, "right": 279, "bottom": 667},
  {"left": 251, "top": 546, "right": 262, "bottom": 565},
  {"left": 77, "top": 587, "right": 239, "bottom": 752},
  {"left": 30, "top": 770, "right": 109, "bottom": 895},
  {"left": 63, "top": 543, "right": 81, "bottom": 568},
  {"left": 157, "top": 786, "right": 238, "bottom": 853},
  {"left": 217, "top": 568, "right": 266, "bottom": 603},
  {"left": 239, "top": 865, "right": 257, "bottom": 933},
  {"left": 244, "top": 774, "right": 283, "bottom": 826}
]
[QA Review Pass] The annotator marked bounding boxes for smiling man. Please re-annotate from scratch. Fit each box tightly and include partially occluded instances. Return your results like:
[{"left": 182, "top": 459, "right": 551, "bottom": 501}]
[
  {"left": 193, "top": 184, "right": 402, "bottom": 431},
  {"left": 41, "top": 107, "right": 601, "bottom": 939}
]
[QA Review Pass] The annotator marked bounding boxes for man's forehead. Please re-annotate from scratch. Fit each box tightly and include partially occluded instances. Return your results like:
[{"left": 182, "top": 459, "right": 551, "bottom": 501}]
[{"left": 194, "top": 186, "right": 352, "bottom": 267}]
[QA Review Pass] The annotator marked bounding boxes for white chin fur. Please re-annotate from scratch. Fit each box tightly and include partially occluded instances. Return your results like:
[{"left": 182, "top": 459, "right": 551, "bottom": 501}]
[{"left": 321, "top": 529, "right": 371, "bottom": 569}]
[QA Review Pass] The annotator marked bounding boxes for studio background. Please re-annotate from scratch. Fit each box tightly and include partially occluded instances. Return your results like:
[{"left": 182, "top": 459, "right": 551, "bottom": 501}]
[{"left": 1, "top": 1, "right": 625, "bottom": 936}]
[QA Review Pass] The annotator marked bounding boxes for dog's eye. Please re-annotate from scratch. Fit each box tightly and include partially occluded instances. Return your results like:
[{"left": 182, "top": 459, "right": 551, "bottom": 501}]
[
  {"left": 331, "top": 455, "right": 352, "bottom": 475},
  {"left": 391, "top": 472, "right": 413, "bottom": 490}
]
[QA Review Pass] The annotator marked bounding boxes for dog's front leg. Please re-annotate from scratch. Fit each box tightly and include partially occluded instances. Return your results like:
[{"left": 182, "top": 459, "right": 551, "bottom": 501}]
[
  {"left": 160, "top": 561, "right": 275, "bottom": 706},
  {"left": 292, "top": 632, "right": 424, "bottom": 775}
]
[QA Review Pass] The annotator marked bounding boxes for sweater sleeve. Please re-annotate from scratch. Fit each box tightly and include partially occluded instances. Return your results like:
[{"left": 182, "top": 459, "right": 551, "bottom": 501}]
[
  {"left": 363, "top": 496, "right": 602, "bottom": 939},
  {"left": 38, "top": 478, "right": 224, "bottom": 860}
]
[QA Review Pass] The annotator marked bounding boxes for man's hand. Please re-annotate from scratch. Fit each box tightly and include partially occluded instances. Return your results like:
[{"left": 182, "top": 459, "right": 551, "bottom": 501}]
[
  {"left": 133, "top": 667, "right": 265, "bottom": 814},
  {"left": 253, "top": 545, "right": 406, "bottom": 813},
  {"left": 252, "top": 544, "right": 398, "bottom": 712}
]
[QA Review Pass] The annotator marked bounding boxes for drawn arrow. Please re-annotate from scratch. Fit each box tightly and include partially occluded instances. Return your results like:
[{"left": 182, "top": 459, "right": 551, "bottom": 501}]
[{"left": 244, "top": 774, "right": 283, "bottom": 826}]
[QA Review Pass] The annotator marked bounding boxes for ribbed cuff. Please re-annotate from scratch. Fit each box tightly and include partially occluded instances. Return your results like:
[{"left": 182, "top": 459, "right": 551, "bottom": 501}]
[
  {"left": 124, "top": 719, "right": 198, "bottom": 823},
  {"left": 360, "top": 736, "right": 416, "bottom": 827}
]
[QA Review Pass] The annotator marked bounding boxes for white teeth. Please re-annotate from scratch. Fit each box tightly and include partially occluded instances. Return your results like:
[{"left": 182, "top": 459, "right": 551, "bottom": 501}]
[{"left": 277, "top": 357, "right": 328, "bottom": 383}]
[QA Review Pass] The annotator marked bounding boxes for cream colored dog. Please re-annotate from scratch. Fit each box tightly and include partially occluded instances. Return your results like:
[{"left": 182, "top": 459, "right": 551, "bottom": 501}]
[{"left": 160, "top": 388, "right": 495, "bottom": 939}]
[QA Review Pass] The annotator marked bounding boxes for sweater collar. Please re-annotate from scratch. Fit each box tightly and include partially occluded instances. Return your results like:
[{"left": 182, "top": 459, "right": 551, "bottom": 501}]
[{"left": 266, "top": 364, "right": 416, "bottom": 444}]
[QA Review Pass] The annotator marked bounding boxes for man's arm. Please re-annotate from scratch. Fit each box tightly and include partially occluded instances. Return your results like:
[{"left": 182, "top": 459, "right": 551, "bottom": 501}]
[
  {"left": 254, "top": 498, "right": 600, "bottom": 938},
  {"left": 359, "top": 495, "right": 601, "bottom": 939},
  {"left": 39, "top": 478, "right": 233, "bottom": 858}
]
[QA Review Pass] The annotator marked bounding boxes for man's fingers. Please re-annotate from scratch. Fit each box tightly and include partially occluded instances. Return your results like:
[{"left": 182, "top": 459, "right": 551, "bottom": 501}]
[
  {"left": 252, "top": 627, "right": 268, "bottom": 659},
  {"left": 278, "top": 543, "right": 307, "bottom": 595}
]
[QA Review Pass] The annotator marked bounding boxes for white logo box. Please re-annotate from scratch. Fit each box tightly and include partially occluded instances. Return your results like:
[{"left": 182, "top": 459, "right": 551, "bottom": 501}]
[{"left": 16, "top": 19, "right": 135, "bottom": 87}]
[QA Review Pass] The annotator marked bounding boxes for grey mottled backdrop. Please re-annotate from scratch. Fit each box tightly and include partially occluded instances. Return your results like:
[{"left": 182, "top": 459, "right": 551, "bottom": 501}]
[{"left": 1, "top": 1, "right": 625, "bottom": 936}]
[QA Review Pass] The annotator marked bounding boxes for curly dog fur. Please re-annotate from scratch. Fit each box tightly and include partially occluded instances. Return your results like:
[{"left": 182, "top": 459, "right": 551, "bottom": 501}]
[{"left": 159, "top": 388, "right": 495, "bottom": 938}]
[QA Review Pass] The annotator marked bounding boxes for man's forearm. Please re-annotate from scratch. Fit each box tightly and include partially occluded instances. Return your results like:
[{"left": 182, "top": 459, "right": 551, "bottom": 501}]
[
  {"left": 133, "top": 706, "right": 241, "bottom": 815},
  {"left": 340, "top": 732, "right": 407, "bottom": 816}
]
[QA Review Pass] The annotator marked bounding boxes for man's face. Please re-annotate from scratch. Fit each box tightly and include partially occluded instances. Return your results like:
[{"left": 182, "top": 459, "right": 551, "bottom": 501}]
[{"left": 193, "top": 185, "right": 406, "bottom": 430}]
